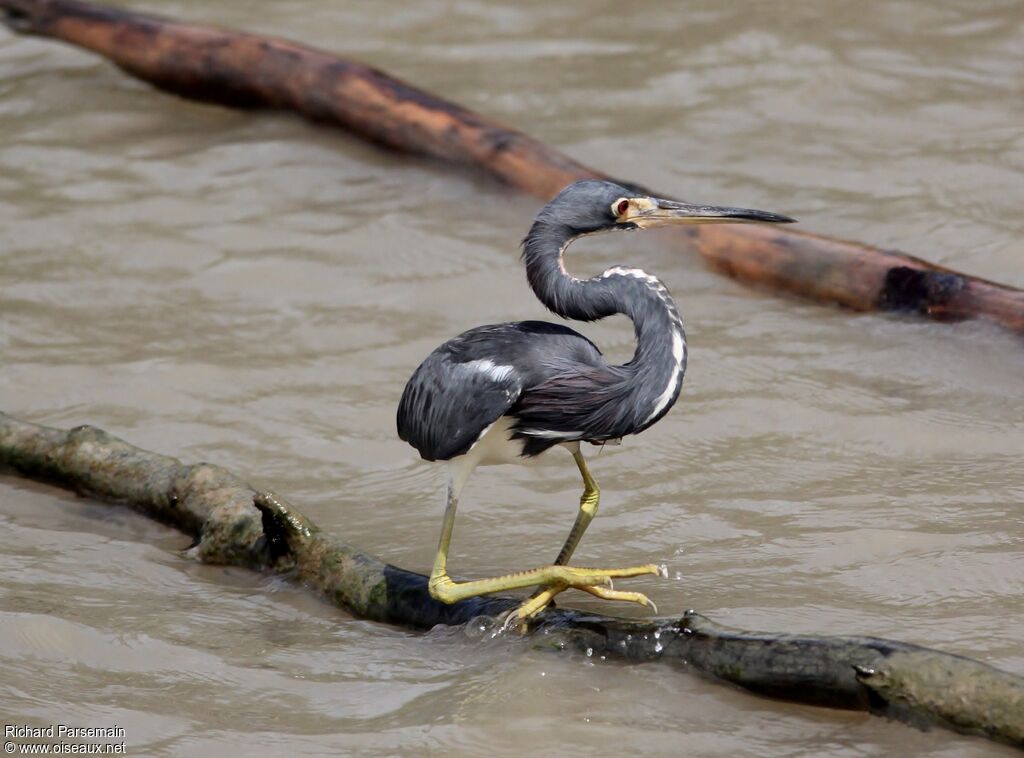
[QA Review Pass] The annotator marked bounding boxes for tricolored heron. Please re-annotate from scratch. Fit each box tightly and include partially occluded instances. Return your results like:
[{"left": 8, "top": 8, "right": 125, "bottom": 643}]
[{"left": 398, "top": 179, "right": 793, "bottom": 623}]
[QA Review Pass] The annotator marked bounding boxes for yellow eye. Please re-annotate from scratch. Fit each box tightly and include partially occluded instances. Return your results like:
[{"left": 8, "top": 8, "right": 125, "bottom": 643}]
[{"left": 614, "top": 199, "right": 630, "bottom": 216}]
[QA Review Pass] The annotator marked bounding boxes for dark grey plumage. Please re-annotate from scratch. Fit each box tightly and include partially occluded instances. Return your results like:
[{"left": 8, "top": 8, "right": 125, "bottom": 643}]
[
  {"left": 397, "top": 180, "right": 689, "bottom": 461},
  {"left": 397, "top": 321, "right": 606, "bottom": 460}
]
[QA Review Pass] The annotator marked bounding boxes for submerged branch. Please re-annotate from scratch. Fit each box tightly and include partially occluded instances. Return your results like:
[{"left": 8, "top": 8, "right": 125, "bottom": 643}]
[
  {"left": 2, "top": 0, "right": 1023, "bottom": 333},
  {"left": 1, "top": 412, "right": 1021, "bottom": 748}
]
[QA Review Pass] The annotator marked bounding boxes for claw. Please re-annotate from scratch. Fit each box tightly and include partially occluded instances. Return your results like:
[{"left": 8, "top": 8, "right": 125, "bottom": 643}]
[{"left": 497, "top": 607, "right": 527, "bottom": 634}]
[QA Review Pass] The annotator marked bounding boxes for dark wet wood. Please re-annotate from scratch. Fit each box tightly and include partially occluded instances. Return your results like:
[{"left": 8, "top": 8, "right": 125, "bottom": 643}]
[
  {"left": 2, "top": 411, "right": 1022, "bottom": 748},
  {"left": 3, "top": 0, "right": 1023, "bottom": 333}
]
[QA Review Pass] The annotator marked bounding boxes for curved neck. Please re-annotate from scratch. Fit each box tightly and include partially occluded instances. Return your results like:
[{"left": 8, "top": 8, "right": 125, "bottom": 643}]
[
  {"left": 522, "top": 220, "right": 618, "bottom": 322},
  {"left": 522, "top": 220, "right": 686, "bottom": 359},
  {"left": 522, "top": 219, "right": 688, "bottom": 428}
]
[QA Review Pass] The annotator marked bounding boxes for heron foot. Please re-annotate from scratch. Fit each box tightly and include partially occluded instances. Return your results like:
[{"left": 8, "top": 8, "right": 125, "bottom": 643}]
[
  {"left": 500, "top": 564, "right": 661, "bottom": 631},
  {"left": 430, "top": 562, "right": 661, "bottom": 604}
]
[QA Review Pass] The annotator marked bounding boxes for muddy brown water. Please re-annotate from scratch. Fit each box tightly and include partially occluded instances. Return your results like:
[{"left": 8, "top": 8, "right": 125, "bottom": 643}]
[{"left": 1, "top": 1, "right": 1022, "bottom": 755}]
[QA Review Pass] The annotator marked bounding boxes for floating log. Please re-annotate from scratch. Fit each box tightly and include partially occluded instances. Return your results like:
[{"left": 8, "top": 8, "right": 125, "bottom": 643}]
[
  {"left": 2, "top": 0, "right": 1023, "bottom": 333},
  {"left": 1, "top": 411, "right": 1022, "bottom": 748}
]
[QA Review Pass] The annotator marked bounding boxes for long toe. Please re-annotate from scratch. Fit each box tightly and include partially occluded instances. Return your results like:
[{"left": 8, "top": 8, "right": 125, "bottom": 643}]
[
  {"left": 510, "top": 564, "right": 662, "bottom": 625},
  {"left": 496, "top": 563, "right": 665, "bottom": 631},
  {"left": 555, "top": 563, "right": 663, "bottom": 584},
  {"left": 578, "top": 585, "right": 657, "bottom": 612}
]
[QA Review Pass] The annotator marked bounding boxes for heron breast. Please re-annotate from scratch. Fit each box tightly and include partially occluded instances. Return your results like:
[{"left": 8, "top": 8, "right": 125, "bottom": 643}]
[
  {"left": 463, "top": 416, "right": 581, "bottom": 467},
  {"left": 464, "top": 416, "right": 529, "bottom": 466}
]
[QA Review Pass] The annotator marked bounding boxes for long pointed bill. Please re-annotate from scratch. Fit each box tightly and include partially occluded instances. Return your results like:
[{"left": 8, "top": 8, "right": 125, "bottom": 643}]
[{"left": 625, "top": 197, "right": 795, "bottom": 229}]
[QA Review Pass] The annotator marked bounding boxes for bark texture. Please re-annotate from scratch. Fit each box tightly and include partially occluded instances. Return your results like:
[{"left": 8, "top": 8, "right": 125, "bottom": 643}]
[
  {"left": 1, "top": 412, "right": 1021, "bottom": 748},
  {"left": 2, "top": 0, "right": 1023, "bottom": 332}
]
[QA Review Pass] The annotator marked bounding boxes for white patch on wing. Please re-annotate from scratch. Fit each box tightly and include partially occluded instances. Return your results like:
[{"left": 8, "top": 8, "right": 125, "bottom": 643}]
[{"left": 462, "top": 358, "right": 517, "bottom": 383}]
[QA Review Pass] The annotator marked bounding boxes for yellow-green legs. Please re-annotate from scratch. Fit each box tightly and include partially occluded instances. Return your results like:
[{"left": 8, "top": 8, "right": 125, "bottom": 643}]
[
  {"left": 427, "top": 449, "right": 661, "bottom": 629},
  {"left": 512, "top": 448, "right": 658, "bottom": 622},
  {"left": 428, "top": 460, "right": 659, "bottom": 614},
  {"left": 555, "top": 448, "right": 602, "bottom": 565}
]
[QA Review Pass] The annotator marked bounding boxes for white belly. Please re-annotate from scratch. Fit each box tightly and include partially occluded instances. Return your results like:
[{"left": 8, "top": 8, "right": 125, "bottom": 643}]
[
  {"left": 446, "top": 416, "right": 580, "bottom": 499},
  {"left": 468, "top": 416, "right": 530, "bottom": 466}
]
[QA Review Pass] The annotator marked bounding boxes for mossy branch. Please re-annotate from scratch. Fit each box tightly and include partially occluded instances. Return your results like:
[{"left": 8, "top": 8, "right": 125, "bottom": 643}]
[{"left": 1, "top": 411, "right": 1021, "bottom": 748}]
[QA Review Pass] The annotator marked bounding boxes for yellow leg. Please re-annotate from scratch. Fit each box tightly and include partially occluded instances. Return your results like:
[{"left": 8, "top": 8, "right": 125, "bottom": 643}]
[
  {"left": 427, "top": 482, "right": 659, "bottom": 606},
  {"left": 554, "top": 449, "right": 601, "bottom": 565},
  {"left": 518, "top": 450, "right": 603, "bottom": 617},
  {"left": 514, "top": 449, "right": 664, "bottom": 622}
]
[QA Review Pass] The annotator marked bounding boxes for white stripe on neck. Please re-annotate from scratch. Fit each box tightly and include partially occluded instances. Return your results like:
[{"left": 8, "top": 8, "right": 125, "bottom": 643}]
[{"left": 599, "top": 267, "right": 686, "bottom": 425}]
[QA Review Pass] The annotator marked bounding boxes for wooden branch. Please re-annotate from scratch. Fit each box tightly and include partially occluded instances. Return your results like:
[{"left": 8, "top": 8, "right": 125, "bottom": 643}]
[
  {"left": 2, "top": 0, "right": 1024, "bottom": 333},
  {"left": 1, "top": 411, "right": 1021, "bottom": 748}
]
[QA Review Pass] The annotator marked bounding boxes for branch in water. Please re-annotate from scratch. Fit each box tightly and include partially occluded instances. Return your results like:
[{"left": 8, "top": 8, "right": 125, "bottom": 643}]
[
  {"left": 1, "top": 411, "right": 1021, "bottom": 747},
  {"left": 1, "top": 0, "right": 1022, "bottom": 333}
]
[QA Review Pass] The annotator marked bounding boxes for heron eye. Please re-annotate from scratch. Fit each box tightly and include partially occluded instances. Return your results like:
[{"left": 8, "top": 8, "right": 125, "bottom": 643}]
[{"left": 615, "top": 199, "right": 630, "bottom": 216}]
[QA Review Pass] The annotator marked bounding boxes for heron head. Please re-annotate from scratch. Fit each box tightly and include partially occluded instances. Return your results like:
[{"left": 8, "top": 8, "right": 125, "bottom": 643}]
[{"left": 536, "top": 179, "right": 794, "bottom": 235}]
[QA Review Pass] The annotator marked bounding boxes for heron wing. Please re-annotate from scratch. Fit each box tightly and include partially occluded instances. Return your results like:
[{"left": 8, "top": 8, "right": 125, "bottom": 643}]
[
  {"left": 397, "top": 321, "right": 604, "bottom": 462},
  {"left": 511, "top": 365, "right": 633, "bottom": 455},
  {"left": 397, "top": 342, "right": 523, "bottom": 462}
]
